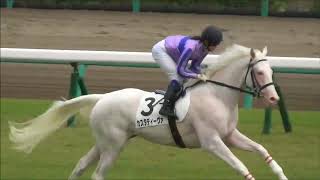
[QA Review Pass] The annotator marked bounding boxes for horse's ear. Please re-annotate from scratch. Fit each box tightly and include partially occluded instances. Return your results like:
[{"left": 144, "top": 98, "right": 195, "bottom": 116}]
[
  {"left": 262, "top": 46, "right": 268, "bottom": 56},
  {"left": 250, "top": 48, "right": 255, "bottom": 59}
]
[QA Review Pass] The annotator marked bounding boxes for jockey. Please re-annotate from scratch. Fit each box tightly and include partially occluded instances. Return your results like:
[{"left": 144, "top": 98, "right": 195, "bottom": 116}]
[{"left": 152, "top": 25, "right": 223, "bottom": 118}]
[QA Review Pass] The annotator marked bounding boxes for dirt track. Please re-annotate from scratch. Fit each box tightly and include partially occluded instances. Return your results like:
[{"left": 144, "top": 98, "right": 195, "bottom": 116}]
[{"left": 1, "top": 9, "right": 320, "bottom": 110}]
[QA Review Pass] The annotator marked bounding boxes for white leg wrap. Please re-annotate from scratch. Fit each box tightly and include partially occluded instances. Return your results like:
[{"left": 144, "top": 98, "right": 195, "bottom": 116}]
[
  {"left": 265, "top": 155, "right": 273, "bottom": 164},
  {"left": 244, "top": 173, "right": 255, "bottom": 180},
  {"left": 269, "top": 160, "right": 288, "bottom": 180}
]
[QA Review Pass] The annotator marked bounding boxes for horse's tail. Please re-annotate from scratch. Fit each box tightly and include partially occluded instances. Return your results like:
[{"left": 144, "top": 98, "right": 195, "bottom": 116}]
[{"left": 8, "top": 94, "right": 104, "bottom": 154}]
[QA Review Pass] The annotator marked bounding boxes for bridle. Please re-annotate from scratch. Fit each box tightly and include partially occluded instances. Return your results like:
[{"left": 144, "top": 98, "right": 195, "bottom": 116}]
[
  {"left": 244, "top": 58, "right": 275, "bottom": 97},
  {"left": 184, "top": 58, "right": 276, "bottom": 98}
]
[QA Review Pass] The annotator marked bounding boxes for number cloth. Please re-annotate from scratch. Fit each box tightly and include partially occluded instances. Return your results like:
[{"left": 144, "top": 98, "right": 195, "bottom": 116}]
[{"left": 135, "top": 91, "right": 191, "bottom": 128}]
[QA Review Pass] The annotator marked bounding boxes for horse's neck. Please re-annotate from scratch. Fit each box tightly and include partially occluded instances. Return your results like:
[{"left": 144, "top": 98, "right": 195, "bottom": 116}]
[
  {"left": 212, "top": 56, "right": 250, "bottom": 88},
  {"left": 188, "top": 44, "right": 252, "bottom": 107},
  {"left": 198, "top": 56, "right": 251, "bottom": 107}
]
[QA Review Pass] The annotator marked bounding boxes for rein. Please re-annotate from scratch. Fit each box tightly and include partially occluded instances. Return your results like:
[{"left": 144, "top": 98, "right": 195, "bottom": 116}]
[
  {"left": 184, "top": 79, "right": 256, "bottom": 96},
  {"left": 184, "top": 58, "right": 275, "bottom": 97}
]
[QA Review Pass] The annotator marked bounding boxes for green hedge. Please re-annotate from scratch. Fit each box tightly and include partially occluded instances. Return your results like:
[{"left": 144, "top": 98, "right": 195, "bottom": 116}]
[{"left": 1, "top": 0, "right": 319, "bottom": 17}]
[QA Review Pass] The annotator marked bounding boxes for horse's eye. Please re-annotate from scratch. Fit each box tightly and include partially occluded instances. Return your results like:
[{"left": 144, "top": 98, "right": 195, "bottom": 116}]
[{"left": 257, "top": 71, "right": 264, "bottom": 76}]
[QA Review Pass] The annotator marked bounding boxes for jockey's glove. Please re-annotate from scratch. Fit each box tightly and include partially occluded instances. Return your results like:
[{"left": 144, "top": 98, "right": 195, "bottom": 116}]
[{"left": 197, "top": 74, "right": 208, "bottom": 82}]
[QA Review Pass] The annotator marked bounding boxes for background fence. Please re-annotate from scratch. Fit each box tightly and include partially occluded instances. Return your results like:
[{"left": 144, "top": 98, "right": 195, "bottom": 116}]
[
  {"left": 1, "top": 48, "right": 319, "bottom": 132},
  {"left": 1, "top": 0, "right": 320, "bottom": 17}
]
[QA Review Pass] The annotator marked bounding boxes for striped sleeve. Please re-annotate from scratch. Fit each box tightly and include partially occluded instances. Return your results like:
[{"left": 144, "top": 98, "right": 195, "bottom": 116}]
[{"left": 177, "top": 48, "right": 198, "bottom": 78}]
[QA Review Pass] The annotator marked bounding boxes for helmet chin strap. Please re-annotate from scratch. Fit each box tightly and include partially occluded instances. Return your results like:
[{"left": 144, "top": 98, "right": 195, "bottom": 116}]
[{"left": 203, "top": 40, "right": 210, "bottom": 50}]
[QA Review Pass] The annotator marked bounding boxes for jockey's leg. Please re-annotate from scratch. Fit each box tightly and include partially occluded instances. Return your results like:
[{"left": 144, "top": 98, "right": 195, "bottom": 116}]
[
  {"left": 152, "top": 40, "right": 183, "bottom": 118},
  {"left": 227, "top": 129, "right": 288, "bottom": 180},
  {"left": 68, "top": 145, "right": 99, "bottom": 180},
  {"left": 159, "top": 80, "right": 181, "bottom": 118},
  {"left": 198, "top": 134, "right": 255, "bottom": 180}
]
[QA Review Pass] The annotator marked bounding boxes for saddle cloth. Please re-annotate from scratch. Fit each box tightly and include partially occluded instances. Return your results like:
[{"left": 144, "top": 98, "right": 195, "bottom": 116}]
[{"left": 135, "top": 91, "right": 191, "bottom": 128}]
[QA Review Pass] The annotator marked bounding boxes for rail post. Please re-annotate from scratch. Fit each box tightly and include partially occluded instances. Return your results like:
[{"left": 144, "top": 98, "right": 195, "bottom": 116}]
[
  {"left": 67, "top": 63, "right": 88, "bottom": 127},
  {"left": 263, "top": 107, "right": 272, "bottom": 134},
  {"left": 6, "top": 0, "right": 14, "bottom": 8},
  {"left": 261, "top": 0, "right": 269, "bottom": 17},
  {"left": 243, "top": 90, "right": 253, "bottom": 109},
  {"left": 262, "top": 75, "right": 292, "bottom": 134},
  {"left": 275, "top": 84, "right": 292, "bottom": 133},
  {"left": 78, "top": 64, "right": 88, "bottom": 95},
  {"left": 132, "top": 0, "right": 140, "bottom": 13}
]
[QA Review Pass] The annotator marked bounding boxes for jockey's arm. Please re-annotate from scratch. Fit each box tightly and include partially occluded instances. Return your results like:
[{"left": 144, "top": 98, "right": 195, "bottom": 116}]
[
  {"left": 190, "top": 56, "right": 205, "bottom": 74},
  {"left": 177, "top": 48, "right": 198, "bottom": 79}
]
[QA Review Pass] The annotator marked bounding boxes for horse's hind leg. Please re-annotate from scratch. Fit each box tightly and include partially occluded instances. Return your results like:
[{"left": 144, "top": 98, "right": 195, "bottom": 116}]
[
  {"left": 227, "top": 129, "right": 288, "bottom": 180},
  {"left": 91, "top": 147, "right": 123, "bottom": 180},
  {"left": 91, "top": 126, "right": 129, "bottom": 180},
  {"left": 68, "top": 145, "right": 100, "bottom": 180}
]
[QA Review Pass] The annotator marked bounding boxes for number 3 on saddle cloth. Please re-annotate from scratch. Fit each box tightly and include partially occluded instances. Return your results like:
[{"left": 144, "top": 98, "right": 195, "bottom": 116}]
[{"left": 135, "top": 90, "right": 191, "bottom": 129}]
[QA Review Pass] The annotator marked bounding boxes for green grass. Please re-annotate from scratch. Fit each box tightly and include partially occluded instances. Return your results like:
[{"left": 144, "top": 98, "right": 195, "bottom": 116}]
[{"left": 1, "top": 98, "right": 319, "bottom": 180}]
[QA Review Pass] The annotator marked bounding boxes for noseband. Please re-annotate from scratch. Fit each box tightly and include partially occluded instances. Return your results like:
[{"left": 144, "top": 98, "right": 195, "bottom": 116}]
[{"left": 184, "top": 58, "right": 275, "bottom": 97}]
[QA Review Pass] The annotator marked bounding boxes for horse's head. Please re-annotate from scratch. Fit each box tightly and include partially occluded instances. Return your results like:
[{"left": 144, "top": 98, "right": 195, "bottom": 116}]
[
  {"left": 247, "top": 47, "right": 279, "bottom": 105},
  {"left": 197, "top": 44, "right": 279, "bottom": 106}
]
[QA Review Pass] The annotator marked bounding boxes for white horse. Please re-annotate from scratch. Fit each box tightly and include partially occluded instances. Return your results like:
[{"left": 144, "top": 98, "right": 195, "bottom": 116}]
[{"left": 9, "top": 44, "right": 288, "bottom": 180}]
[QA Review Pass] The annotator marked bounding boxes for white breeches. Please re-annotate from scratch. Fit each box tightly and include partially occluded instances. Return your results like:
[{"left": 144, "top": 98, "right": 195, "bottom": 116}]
[{"left": 152, "top": 40, "right": 184, "bottom": 83}]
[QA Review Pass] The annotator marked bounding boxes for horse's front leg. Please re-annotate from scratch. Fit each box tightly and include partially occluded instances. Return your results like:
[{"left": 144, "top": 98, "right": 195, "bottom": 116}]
[
  {"left": 196, "top": 127, "right": 255, "bottom": 179},
  {"left": 227, "top": 129, "right": 288, "bottom": 180}
]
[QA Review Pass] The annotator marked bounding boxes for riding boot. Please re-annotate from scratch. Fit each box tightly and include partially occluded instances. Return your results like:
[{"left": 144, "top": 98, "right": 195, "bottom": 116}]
[{"left": 159, "top": 80, "right": 181, "bottom": 118}]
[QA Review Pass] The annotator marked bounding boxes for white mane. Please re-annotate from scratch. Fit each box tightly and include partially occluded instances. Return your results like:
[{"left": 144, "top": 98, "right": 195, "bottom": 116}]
[{"left": 206, "top": 44, "right": 251, "bottom": 77}]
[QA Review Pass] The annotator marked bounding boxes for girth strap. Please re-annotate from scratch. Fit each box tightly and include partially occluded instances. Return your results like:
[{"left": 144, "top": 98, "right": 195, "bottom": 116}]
[{"left": 168, "top": 116, "right": 186, "bottom": 148}]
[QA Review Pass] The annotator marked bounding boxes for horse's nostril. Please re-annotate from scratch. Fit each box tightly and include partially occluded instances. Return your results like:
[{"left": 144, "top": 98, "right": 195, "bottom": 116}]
[{"left": 270, "top": 97, "right": 277, "bottom": 102}]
